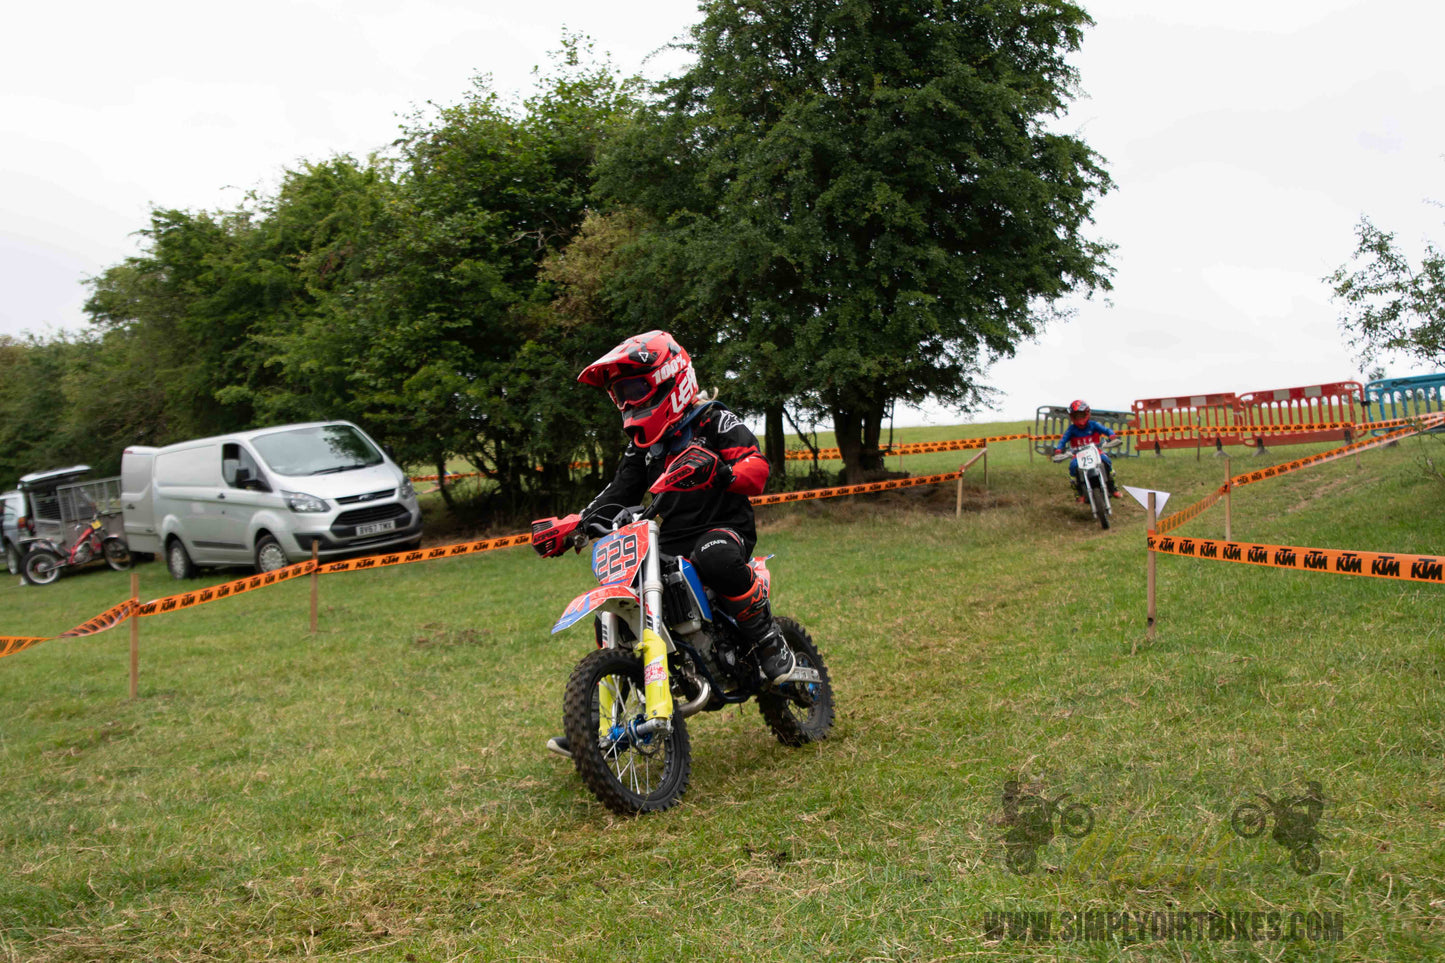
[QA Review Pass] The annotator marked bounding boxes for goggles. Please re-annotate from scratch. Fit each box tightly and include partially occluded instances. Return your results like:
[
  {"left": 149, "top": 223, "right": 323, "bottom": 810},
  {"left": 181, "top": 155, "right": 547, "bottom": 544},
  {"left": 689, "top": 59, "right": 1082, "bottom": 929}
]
[{"left": 608, "top": 375, "right": 657, "bottom": 410}]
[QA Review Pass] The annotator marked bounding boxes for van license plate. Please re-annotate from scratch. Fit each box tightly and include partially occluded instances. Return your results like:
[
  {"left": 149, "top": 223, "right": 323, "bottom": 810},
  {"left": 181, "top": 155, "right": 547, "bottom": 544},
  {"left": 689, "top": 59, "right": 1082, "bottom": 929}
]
[{"left": 355, "top": 520, "right": 396, "bottom": 536}]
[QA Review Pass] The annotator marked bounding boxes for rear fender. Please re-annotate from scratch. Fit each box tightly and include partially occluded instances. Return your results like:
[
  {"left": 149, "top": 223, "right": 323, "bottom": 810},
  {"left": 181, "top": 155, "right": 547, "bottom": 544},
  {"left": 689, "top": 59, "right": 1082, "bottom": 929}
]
[{"left": 552, "top": 585, "right": 639, "bottom": 634}]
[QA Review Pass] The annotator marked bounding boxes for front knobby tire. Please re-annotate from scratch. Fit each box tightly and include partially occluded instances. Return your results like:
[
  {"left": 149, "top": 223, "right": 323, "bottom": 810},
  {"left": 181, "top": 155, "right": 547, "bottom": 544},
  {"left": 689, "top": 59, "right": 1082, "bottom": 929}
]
[
  {"left": 22, "top": 549, "right": 63, "bottom": 586},
  {"left": 562, "top": 647, "right": 692, "bottom": 815},
  {"left": 1089, "top": 485, "right": 1110, "bottom": 530},
  {"left": 758, "top": 617, "right": 835, "bottom": 747}
]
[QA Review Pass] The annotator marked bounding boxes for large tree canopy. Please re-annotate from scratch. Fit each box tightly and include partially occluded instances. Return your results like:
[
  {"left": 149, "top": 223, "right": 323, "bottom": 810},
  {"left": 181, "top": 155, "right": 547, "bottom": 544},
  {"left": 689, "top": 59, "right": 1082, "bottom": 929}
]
[{"left": 595, "top": 0, "right": 1114, "bottom": 480}]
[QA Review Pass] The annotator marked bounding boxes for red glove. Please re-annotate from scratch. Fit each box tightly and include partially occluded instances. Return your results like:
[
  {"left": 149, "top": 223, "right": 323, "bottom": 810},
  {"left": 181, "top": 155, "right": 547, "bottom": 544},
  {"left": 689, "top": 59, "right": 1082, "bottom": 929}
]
[
  {"left": 531, "top": 513, "right": 582, "bottom": 557},
  {"left": 649, "top": 444, "right": 733, "bottom": 494}
]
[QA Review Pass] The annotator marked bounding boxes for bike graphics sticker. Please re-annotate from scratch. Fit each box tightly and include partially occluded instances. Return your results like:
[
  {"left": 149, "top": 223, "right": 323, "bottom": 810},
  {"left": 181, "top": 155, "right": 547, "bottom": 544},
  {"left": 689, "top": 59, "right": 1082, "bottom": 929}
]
[{"left": 551, "top": 585, "right": 637, "bottom": 634}]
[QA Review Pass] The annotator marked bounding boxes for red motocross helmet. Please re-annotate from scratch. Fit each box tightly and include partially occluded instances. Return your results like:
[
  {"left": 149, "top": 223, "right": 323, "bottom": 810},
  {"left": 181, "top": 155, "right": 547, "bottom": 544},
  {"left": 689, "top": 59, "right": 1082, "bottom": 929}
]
[
  {"left": 1068, "top": 399, "right": 1091, "bottom": 426},
  {"left": 579, "top": 331, "right": 699, "bottom": 448}
]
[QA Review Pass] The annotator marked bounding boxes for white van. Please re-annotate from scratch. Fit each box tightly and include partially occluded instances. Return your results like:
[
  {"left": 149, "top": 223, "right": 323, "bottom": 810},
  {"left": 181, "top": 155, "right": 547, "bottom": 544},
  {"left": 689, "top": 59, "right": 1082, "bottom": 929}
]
[{"left": 122, "top": 421, "right": 422, "bottom": 579}]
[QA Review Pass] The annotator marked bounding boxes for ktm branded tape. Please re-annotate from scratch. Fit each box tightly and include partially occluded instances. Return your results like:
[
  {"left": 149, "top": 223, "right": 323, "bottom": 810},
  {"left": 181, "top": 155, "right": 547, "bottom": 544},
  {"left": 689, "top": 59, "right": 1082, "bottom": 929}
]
[
  {"left": 318, "top": 534, "right": 533, "bottom": 573},
  {"left": 0, "top": 599, "right": 141, "bottom": 660},
  {"left": 784, "top": 434, "right": 1026, "bottom": 461},
  {"left": 749, "top": 469, "right": 970, "bottom": 505},
  {"left": 0, "top": 634, "right": 51, "bottom": 659},
  {"left": 1147, "top": 534, "right": 1445, "bottom": 584},
  {"left": 138, "top": 560, "right": 317, "bottom": 617}
]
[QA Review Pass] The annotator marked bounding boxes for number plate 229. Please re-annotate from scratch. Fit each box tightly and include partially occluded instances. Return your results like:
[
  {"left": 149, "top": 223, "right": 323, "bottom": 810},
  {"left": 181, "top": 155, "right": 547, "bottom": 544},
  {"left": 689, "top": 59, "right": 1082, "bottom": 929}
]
[{"left": 591, "top": 522, "right": 648, "bottom": 585}]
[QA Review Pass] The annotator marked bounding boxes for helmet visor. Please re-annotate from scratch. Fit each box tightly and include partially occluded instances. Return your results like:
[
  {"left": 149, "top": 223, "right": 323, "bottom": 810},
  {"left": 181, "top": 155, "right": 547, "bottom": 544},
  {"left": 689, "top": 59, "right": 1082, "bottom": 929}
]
[{"left": 608, "top": 375, "right": 657, "bottom": 410}]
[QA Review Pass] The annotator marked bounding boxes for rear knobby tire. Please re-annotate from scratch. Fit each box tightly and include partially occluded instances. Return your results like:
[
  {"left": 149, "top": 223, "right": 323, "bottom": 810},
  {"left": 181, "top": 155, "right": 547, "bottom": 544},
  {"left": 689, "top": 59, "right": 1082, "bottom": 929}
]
[
  {"left": 758, "top": 617, "right": 835, "bottom": 747},
  {"left": 103, "top": 537, "right": 133, "bottom": 571},
  {"left": 562, "top": 646, "right": 692, "bottom": 815},
  {"left": 1089, "top": 485, "right": 1110, "bottom": 530},
  {"left": 22, "top": 548, "right": 63, "bottom": 586}
]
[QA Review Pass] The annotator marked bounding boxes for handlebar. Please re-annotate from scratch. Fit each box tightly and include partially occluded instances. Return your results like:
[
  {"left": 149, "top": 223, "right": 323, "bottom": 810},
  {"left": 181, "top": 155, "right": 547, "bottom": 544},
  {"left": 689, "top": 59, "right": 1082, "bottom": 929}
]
[{"left": 1053, "top": 438, "right": 1123, "bottom": 462}]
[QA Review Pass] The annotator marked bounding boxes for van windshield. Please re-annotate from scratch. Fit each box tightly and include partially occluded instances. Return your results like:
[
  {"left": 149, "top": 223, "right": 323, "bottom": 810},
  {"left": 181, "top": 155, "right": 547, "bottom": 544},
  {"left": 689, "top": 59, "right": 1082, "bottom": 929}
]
[{"left": 251, "top": 425, "right": 385, "bottom": 476}]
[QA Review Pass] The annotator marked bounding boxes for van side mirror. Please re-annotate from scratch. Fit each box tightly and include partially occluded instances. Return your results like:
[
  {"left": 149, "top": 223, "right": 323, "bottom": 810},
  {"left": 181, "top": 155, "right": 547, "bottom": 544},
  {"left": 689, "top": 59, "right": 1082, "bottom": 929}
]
[{"left": 235, "top": 468, "right": 271, "bottom": 492}]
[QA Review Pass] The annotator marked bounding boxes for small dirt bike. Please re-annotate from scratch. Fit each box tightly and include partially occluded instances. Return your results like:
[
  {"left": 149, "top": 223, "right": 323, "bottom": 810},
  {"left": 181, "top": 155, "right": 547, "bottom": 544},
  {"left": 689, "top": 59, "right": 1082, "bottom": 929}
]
[
  {"left": 1231, "top": 790, "right": 1325, "bottom": 875},
  {"left": 1003, "top": 790, "right": 1094, "bottom": 874},
  {"left": 533, "top": 466, "right": 834, "bottom": 815},
  {"left": 22, "top": 518, "right": 132, "bottom": 585},
  {"left": 1052, "top": 438, "right": 1123, "bottom": 530}
]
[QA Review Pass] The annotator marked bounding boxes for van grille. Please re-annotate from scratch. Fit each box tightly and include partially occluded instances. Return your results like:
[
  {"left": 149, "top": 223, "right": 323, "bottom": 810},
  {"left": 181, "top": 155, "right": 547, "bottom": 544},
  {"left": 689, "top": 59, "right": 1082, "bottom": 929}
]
[
  {"left": 336, "top": 488, "right": 396, "bottom": 505},
  {"left": 334, "top": 503, "right": 411, "bottom": 527}
]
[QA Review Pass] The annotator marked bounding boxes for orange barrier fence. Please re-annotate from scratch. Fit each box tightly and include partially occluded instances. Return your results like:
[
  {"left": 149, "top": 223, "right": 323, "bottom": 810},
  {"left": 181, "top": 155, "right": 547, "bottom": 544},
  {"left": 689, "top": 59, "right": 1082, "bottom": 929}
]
[
  {"left": 1237, "top": 381, "right": 1364, "bottom": 450},
  {"left": 1131, "top": 392, "right": 1242, "bottom": 451}
]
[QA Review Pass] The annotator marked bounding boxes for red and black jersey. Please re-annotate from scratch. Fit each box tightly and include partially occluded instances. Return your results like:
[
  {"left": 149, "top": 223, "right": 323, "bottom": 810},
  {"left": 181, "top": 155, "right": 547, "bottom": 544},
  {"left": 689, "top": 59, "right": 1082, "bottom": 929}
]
[{"left": 582, "top": 402, "right": 770, "bottom": 554}]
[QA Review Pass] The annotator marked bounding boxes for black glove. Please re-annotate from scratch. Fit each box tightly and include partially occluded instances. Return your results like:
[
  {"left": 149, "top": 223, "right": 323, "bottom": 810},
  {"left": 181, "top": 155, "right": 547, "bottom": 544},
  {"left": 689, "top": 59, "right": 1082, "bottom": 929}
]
[{"left": 650, "top": 444, "right": 732, "bottom": 494}]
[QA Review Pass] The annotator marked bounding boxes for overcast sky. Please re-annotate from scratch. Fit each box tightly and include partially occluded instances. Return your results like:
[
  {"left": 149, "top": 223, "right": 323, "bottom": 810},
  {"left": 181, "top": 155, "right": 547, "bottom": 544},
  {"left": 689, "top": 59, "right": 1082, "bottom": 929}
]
[{"left": 3, "top": 0, "right": 1442, "bottom": 425}]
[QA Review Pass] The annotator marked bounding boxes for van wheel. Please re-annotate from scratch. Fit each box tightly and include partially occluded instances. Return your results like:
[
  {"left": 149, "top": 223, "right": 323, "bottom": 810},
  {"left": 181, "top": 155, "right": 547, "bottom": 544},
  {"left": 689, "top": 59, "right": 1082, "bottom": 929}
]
[
  {"left": 167, "top": 539, "right": 197, "bottom": 580},
  {"left": 255, "top": 535, "right": 288, "bottom": 573},
  {"left": 4, "top": 540, "right": 19, "bottom": 576}
]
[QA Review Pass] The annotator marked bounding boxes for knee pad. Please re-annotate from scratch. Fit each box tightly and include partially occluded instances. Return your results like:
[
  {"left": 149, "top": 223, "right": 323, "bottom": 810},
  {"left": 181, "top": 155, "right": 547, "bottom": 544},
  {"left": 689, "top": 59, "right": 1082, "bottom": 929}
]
[{"left": 690, "top": 529, "right": 752, "bottom": 597}]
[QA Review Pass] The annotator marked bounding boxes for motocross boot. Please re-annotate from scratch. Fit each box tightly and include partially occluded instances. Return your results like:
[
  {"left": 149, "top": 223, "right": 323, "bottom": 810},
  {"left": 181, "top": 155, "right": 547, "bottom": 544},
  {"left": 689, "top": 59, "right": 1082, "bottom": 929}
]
[
  {"left": 717, "top": 576, "right": 796, "bottom": 686},
  {"left": 546, "top": 735, "right": 571, "bottom": 759}
]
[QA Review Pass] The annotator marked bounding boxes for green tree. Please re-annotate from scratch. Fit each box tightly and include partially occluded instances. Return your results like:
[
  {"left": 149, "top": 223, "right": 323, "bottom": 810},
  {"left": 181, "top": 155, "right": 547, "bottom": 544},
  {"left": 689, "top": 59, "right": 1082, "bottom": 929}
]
[
  {"left": 597, "top": 0, "right": 1114, "bottom": 481},
  {"left": 1328, "top": 216, "right": 1445, "bottom": 368},
  {"left": 313, "top": 37, "right": 645, "bottom": 513},
  {"left": 0, "top": 335, "right": 89, "bottom": 487}
]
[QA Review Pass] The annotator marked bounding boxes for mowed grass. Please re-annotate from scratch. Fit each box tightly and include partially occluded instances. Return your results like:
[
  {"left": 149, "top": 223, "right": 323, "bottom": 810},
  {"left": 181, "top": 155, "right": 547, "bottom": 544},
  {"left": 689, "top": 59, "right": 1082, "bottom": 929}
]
[{"left": 1, "top": 423, "right": 1443, "bottom": 961}]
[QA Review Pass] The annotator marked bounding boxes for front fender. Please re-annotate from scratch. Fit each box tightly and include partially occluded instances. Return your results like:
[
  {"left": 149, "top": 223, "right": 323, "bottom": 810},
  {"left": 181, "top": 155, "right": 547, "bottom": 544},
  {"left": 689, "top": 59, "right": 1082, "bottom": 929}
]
[{"left": 552, "top": 585, "right": 639, "bottom": 634}]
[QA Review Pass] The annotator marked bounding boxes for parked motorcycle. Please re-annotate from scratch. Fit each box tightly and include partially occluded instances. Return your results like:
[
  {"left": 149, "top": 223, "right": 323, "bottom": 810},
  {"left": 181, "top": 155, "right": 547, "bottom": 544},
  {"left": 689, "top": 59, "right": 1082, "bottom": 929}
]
[
  {"left": 1053, "top": 438, "right": 1123, "bottom": 529},
  {"left": 532, "top": 462, "right": 834, "bottom": 815},
  {"left": 22, "top": 518, "right": 132, "bottom": 585}
]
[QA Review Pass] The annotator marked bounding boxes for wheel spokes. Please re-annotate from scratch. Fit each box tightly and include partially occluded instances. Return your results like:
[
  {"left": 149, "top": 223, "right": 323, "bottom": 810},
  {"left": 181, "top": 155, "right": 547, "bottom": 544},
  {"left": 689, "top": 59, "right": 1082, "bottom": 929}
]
[{"left": 595, "top": 670, "right": 666, "bottom": 798}]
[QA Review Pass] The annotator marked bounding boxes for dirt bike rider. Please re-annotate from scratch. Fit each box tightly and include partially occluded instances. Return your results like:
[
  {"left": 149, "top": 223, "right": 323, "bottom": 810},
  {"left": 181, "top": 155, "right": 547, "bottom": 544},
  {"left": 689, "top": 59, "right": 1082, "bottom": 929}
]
[
  {"left": 531, "top": 330, "right": 797, "bottom": 758},
  {"left": 1055, "top": 399, "right": 1122, "bottom": 500}
]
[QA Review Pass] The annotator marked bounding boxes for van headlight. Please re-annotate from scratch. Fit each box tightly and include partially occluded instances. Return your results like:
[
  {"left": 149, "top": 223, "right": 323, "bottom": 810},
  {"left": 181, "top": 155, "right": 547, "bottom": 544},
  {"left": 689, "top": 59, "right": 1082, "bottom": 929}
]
[
  {"left": 283, "top": 491, "right": 329, "bottom": 513},
  {"left": 400, "top": 476, "right": 417, "bottom": 501}
]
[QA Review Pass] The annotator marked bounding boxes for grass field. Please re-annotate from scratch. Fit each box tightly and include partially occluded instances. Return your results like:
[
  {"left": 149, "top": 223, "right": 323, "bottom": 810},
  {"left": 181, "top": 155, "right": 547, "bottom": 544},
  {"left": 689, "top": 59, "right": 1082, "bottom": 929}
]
[{"left": 2, "top": 422, "right": 1443, "bottom": 961}]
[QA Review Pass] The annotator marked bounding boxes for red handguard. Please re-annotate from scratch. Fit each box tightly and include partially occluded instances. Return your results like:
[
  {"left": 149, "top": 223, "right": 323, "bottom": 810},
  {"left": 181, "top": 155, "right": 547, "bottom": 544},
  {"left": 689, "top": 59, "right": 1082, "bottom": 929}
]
[
  {"left": 531, "top": 513, "right": 582, "bottom": 558},
  {"left": 649, "top": 444, "right": 730, "bottom": 494}
]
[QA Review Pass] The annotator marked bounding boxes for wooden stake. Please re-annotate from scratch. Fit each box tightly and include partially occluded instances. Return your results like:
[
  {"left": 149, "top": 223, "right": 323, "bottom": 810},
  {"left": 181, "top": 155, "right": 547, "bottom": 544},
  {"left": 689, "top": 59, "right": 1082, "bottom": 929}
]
[
  {"left": 954, "top": 448, "right": 990, "bottom": 518},
  {"left": 1223, "top": 456, "right": 1232, "bottom": 542},
  {"left": 309, "top": 541, "right": 319, "bottom": 634},
  {"left": 1144, "top": 492, "right": 1157, "bottom": 650},
  {"left": 129, "top": 571, "right": 139, "bottom": 700}
]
